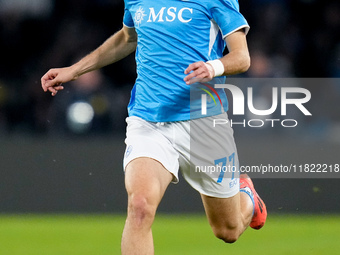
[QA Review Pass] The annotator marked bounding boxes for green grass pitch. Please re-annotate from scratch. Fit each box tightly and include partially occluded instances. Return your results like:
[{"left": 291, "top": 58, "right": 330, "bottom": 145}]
[{"left": 0, "top": 214, "right": 339, "bottom": 254}]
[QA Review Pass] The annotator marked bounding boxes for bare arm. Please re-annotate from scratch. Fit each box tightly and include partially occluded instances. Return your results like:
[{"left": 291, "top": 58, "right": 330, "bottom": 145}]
[
  {"left": 41, "top": 25, "right": 137, "bottom": 96},
  {"left": 184, "top": 30, "right": 250, "bottom": 84},
  {"left": 220, "top": 30, "right": 250, "bottom": 75}
]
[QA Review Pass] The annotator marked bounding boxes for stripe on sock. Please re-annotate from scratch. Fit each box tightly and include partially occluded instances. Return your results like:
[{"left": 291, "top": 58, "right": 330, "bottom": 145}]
[{"left": 240, "top": 187, "right": 255, "bottom": 216}]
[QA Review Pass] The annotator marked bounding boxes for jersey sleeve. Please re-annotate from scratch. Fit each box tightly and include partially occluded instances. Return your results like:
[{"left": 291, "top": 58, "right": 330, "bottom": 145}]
[
  {"left": 123, "top": 6, "right": 134, "bottom": 28},
  {"left": 210, "top": 0, "right": 249, "bottom": 39}
]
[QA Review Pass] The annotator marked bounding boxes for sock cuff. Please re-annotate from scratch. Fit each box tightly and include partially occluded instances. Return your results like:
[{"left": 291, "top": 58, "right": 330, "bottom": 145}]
[{"left": 240, "top": 187, "right": 255, "bottom": 216}]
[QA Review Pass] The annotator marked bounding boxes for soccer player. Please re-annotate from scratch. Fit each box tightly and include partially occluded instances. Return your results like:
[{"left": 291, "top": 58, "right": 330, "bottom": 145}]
[{"left": 41, "top": 1, "right": 267, "bottom": 254}]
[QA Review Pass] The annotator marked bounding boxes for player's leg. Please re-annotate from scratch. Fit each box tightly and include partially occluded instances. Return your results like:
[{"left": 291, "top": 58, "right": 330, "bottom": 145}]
[
  {"left": 201, "top": 175, "right": 267, "bottom": 243},
  {"left": 121, "top": 157, "right": 173, "bottom": 255},
  {"left": 121, "top": 116, "right": 181, "bottom": 254},
  {"left": 201, "top": 191, "right": 253, "bottom": 243},
  {"left": 183, "top": 113, "right": 266, "bottom": 243}
]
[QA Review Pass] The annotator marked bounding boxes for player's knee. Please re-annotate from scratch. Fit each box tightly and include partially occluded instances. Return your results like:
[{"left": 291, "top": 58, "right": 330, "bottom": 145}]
[
  {"left": 212, "top": 226, "right": 241, "bottom": 244},
  {"left": 127, "top": 194, "right": 156, "bottom": 226}
]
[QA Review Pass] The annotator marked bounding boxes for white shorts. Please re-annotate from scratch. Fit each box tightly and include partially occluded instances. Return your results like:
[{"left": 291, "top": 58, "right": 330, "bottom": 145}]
[{"left": 123, "top": 113, "right": 240, "bottom": 198}]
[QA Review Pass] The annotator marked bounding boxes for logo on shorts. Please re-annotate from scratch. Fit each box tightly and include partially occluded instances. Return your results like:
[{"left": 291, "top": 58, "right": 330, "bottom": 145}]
[
  {"left": 125, "top": 145, "right": 133, "bottom": 158},
  {"left": 200, "top": 83, "right": 223, "bottom": 115}
]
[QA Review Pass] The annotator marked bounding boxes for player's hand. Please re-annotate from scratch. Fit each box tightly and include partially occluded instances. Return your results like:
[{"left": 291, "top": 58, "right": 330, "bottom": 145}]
[
  {"left": 41, "top": 67, "right": 77, "bottom": 96},
  {"left": 184, "top": 61, "right": 215, "bottom": 85}
]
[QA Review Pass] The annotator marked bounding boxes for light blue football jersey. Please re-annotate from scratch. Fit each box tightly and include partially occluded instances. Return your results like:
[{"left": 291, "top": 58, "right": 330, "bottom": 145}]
[{"left": 123, "top": 0, "right": 249, "bottom": 122}]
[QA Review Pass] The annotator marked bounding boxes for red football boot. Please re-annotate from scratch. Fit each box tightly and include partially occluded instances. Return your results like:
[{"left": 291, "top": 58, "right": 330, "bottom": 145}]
[{"left": 240, "top": 174, "right": 267, "bottom": 230}]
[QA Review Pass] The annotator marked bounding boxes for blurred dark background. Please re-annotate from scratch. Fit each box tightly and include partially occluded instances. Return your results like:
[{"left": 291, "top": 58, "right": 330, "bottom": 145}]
[
  {"left": 0, "top": 0, "right": 339, "bottom": 214},
  {"left": 0, "top": 0, "right": 340, "bottom": 135}
]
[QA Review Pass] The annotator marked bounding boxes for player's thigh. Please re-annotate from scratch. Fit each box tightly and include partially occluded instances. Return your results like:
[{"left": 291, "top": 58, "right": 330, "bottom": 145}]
[
  {"left": 201, "top": 192, "right": 242, "bottom": 230},
  {"left": 125, "top": 157, "right": 173, "bottom": 208}
]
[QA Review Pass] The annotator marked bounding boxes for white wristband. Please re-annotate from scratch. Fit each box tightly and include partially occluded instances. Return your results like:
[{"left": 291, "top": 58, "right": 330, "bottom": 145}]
[{"left": 207, "top": 59, "right": 225, "bottom": 77}]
